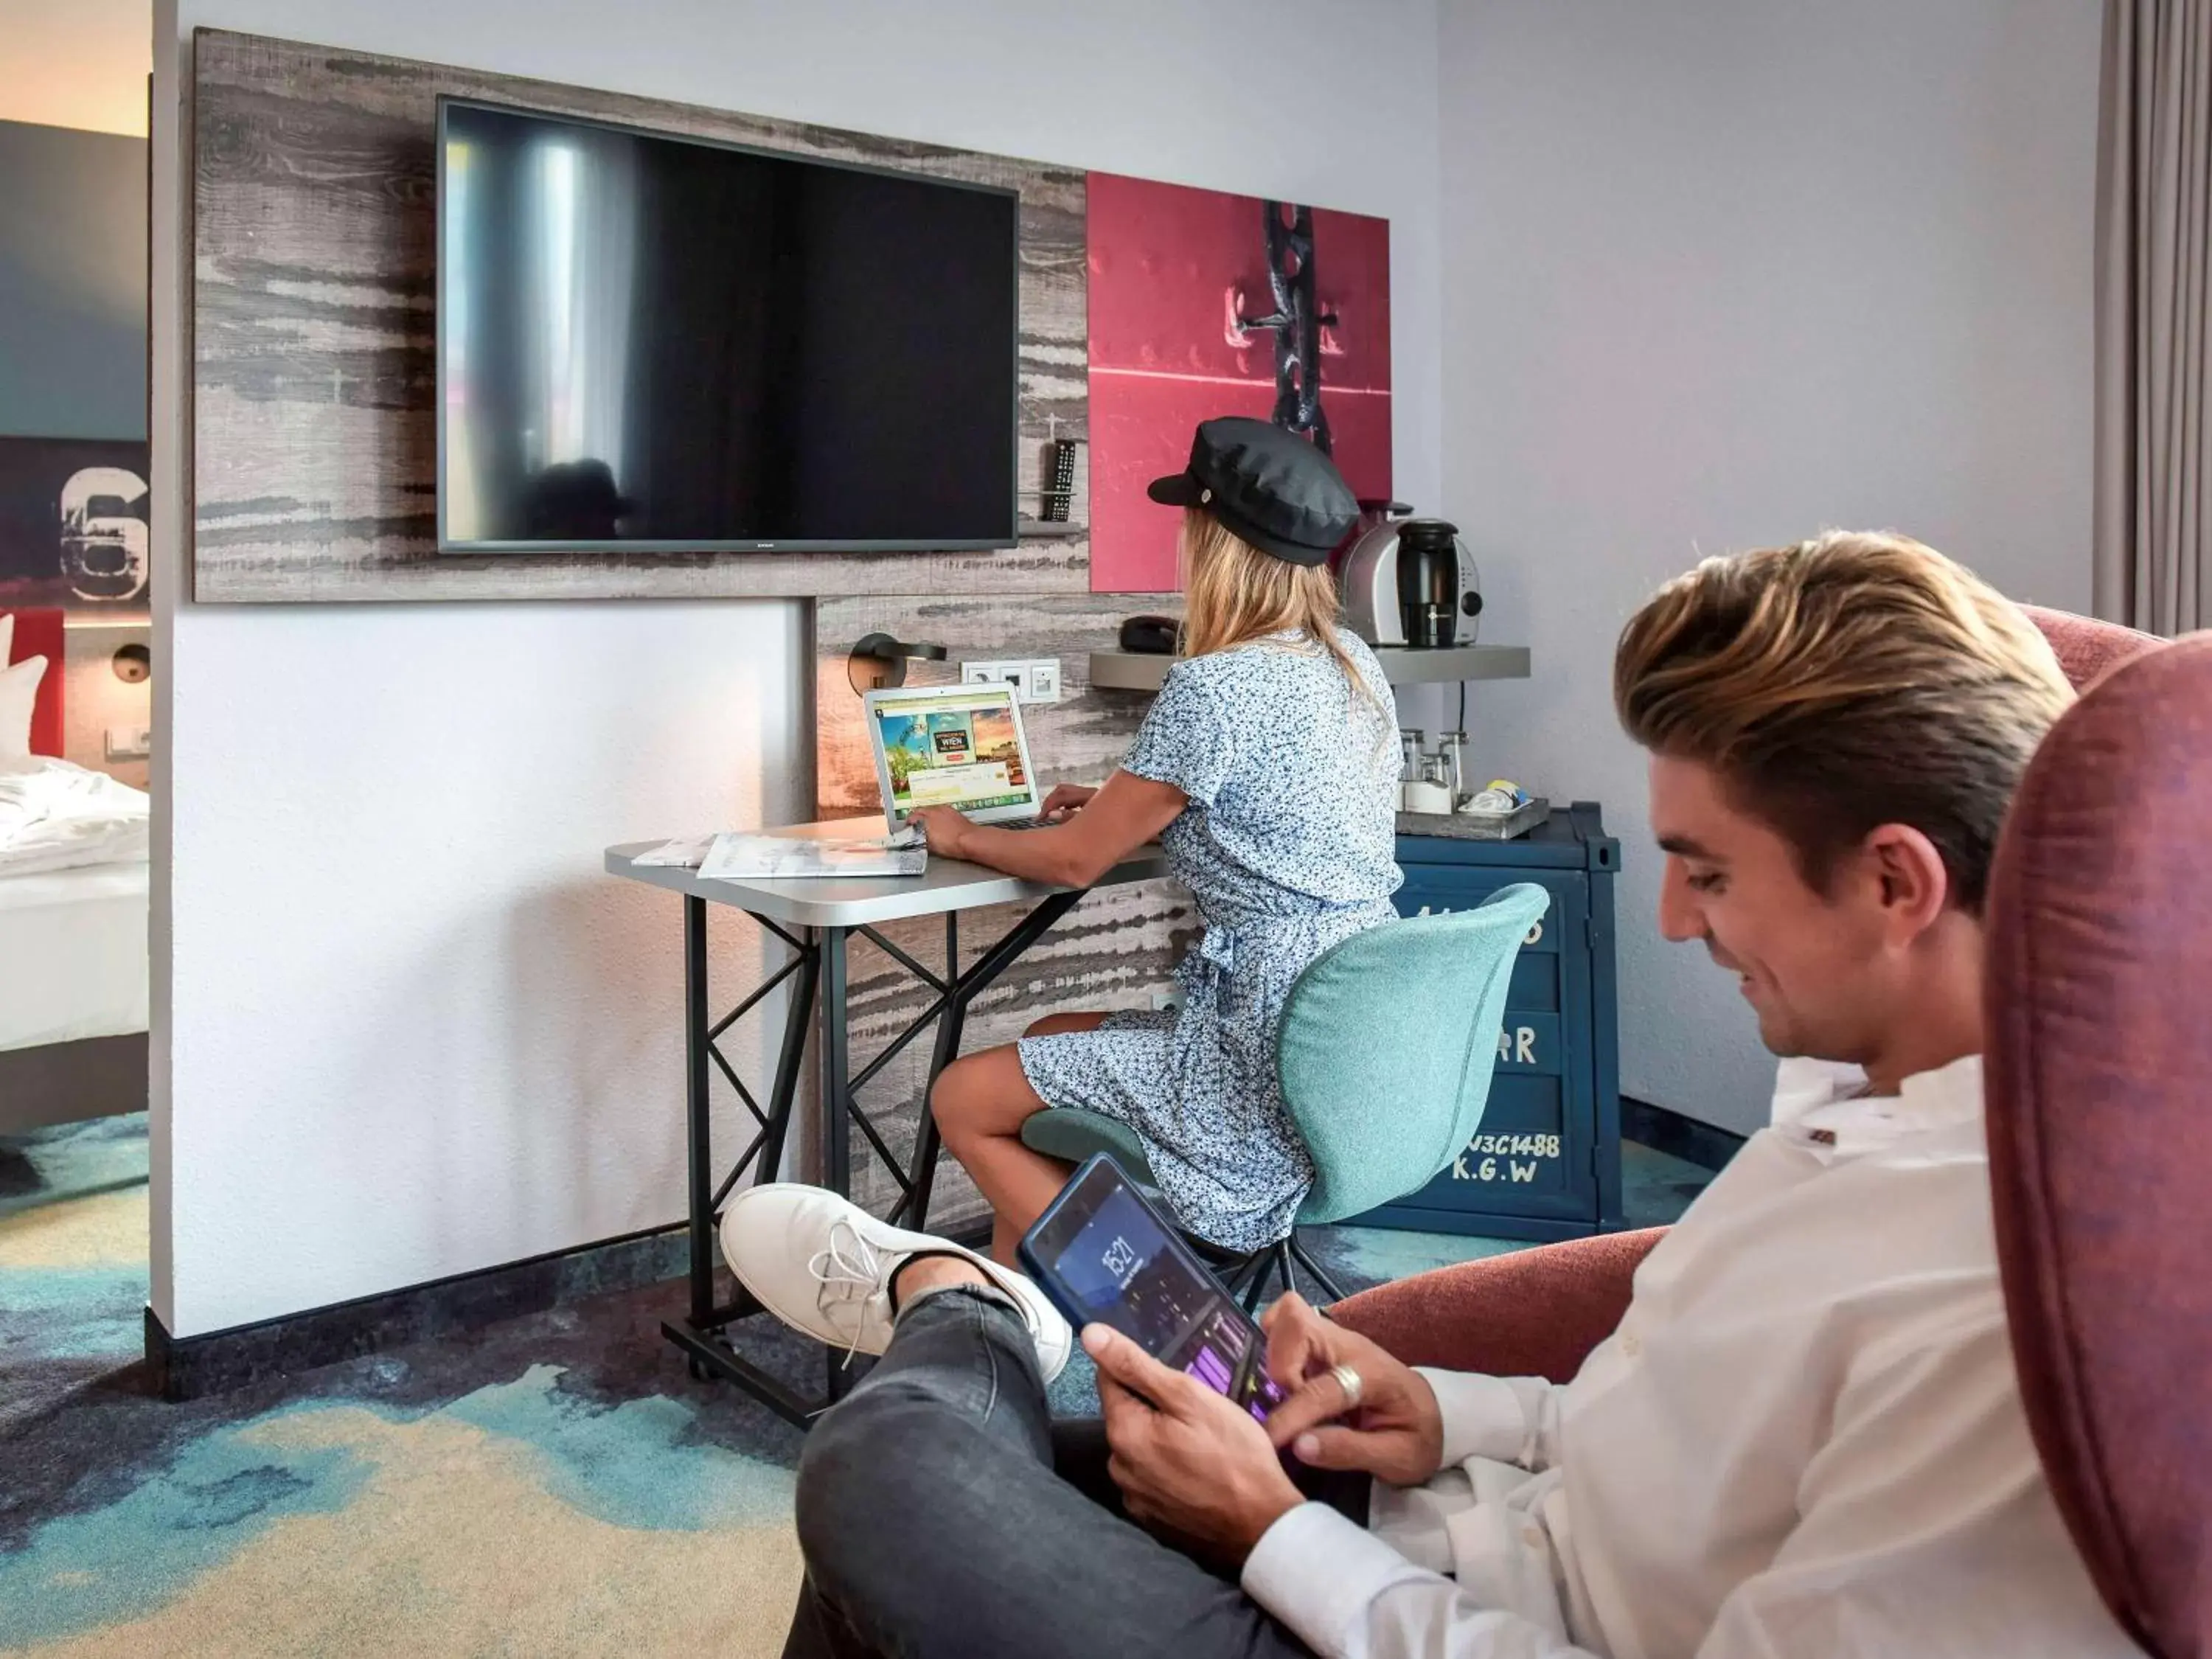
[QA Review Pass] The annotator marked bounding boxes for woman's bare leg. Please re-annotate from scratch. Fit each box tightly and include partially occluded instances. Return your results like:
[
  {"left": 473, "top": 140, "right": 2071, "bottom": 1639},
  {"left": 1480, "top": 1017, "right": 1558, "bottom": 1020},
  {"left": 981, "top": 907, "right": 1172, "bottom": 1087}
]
[{"left": 932, "top": 1012, "right": 1107, "bottom": 1265}]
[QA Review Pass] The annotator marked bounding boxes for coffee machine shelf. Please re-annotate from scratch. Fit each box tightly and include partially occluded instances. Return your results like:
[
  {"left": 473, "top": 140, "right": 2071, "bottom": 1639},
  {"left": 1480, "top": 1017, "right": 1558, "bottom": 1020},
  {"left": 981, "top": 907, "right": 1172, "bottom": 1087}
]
[
  {"left": 1088, "top": 644, "right": 1530, "bottom": 694},
  {"left": 1369, "top": 644, "right": 1531, "bottom": 686}
]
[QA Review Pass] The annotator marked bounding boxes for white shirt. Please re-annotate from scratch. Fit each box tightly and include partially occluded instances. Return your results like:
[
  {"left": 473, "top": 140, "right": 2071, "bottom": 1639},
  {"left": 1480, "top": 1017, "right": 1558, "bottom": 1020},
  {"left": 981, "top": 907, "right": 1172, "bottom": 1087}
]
[{"left": 1242, "top": 1055, "right": 2143, "bottom": 1658}]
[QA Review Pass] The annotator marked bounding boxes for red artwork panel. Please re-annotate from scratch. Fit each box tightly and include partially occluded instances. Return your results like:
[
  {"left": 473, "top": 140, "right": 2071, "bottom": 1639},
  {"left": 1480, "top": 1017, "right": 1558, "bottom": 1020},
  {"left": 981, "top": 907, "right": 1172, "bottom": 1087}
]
[
  {"left": 1086, "top": 171, "right": 1391, "bottom": 593},
  {"left": 3, "top": 607, "right": 66, "bottom": 757}
]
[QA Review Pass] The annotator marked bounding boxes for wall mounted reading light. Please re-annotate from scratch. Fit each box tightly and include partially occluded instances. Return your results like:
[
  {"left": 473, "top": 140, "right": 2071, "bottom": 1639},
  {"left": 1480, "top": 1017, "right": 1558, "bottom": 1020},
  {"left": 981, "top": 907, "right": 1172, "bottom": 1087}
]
[
  {"left": 846, "top": 633, "right": 947, "bottom": 697},
  {"left": 112, "top": 644, "right": 151, "bottom": 684}
]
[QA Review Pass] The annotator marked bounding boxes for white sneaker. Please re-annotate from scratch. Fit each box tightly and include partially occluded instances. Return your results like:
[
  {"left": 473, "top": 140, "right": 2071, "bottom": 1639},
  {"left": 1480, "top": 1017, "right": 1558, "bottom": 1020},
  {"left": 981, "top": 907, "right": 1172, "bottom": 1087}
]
[{"left": 718, "top": 1183, "right": 1073, "bottom": 1382}]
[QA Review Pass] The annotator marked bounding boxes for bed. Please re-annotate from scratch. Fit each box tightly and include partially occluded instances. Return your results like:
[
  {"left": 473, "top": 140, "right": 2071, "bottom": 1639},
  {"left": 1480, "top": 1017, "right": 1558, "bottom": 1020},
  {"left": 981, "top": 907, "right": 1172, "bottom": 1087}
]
[
  {"left": 0, "top": 608, "right": 150, "bottom": 1133},
  {"left": 0, "top": 863, "right": 149, "bottom": 1130}
]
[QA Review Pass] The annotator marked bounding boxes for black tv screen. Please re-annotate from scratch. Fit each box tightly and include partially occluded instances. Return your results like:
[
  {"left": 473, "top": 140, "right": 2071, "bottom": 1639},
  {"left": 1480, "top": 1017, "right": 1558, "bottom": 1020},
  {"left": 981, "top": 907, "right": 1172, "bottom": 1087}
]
[{"left": 437, "top": 100, "right": 1020, "bottom": 552}]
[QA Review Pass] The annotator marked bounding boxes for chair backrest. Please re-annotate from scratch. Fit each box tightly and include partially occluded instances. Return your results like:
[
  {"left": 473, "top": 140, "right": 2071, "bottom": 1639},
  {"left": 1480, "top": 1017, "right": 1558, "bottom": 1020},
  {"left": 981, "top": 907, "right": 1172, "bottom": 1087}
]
[
  {"left": 1985, "top": 633, "right": 2212, "bottom": 1659},
  {"left": 2020, "top": 603, "right": 2164, "bottom": 693},
  {"left": 1276, "top": 882, "right": 1549, "bottom": 1224}
]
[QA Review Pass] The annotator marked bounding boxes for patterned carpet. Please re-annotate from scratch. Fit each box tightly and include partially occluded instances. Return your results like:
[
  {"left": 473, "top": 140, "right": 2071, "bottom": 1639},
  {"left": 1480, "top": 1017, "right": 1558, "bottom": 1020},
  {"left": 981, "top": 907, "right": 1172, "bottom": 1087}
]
[{"left": 0, "top": 1113, "right": 1711, "bottom": 1657}]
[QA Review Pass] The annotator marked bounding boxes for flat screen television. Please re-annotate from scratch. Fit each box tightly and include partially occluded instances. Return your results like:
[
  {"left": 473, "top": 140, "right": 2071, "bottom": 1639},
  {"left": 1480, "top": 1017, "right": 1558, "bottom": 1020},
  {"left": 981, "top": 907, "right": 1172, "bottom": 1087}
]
[{"left": 436, "top": 99, "right": 1020, "bottom": 553}]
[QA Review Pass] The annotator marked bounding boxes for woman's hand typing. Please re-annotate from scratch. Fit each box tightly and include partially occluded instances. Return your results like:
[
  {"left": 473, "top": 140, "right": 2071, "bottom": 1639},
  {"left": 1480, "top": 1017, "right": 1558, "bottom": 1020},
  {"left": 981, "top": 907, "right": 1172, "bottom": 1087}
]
[
  {"left": 1040, "top": 783, "right": 1098, "bottom": 822},
  {"left": 908, "top": 805, "right": 976, "bottom": 860}
]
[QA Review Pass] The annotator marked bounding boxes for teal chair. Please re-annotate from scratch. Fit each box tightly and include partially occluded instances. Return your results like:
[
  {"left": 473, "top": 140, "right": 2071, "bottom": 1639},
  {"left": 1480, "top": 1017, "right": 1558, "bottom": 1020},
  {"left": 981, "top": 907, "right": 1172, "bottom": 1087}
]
[{"left": 1020, "top": 882, "right": 1552, "bottom": 1307}]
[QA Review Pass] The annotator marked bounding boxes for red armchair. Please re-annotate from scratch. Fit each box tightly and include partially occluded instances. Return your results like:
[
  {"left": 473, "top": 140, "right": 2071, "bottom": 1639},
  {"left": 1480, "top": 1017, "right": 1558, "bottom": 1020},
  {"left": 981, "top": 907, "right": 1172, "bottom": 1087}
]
[
  {"left": 1335, "top": 610, "right": 2209, "bottom": 1654},
  {"left": 1984, "top": 631, "right": 2212, "bottom": 1658}
]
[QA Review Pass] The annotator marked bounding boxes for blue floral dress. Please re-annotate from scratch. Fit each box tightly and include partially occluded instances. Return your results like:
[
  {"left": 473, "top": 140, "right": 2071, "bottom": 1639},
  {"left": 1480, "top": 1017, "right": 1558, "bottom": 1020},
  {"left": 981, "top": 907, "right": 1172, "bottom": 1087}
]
[{"left": 1017, "top": 628, "right": 1402, "bottom": 1250}]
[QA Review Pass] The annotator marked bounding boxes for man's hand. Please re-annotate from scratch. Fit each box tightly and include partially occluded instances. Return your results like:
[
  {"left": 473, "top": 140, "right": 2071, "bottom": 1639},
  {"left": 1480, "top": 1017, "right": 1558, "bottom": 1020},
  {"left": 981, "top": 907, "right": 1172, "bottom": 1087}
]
[
  {"left": 1087, "top": 1325, "right": 1304, "bottom": 1563},
  {"left": 1262, "top": 1293, "right": 1446, "bottom": 1486},
  {"left": 1040, "top": 783, "right": 1098, "bottom": 823},
  {"left": 908, "top": 805, "right": 975, "bottom": 859}
]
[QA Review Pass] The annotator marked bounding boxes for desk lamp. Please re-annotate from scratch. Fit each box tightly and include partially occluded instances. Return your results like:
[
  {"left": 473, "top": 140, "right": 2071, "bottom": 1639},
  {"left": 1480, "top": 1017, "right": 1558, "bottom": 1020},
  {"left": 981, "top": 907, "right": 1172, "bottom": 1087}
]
[{"left": 846, "top": 633, "right": 947, "bottom": 697}]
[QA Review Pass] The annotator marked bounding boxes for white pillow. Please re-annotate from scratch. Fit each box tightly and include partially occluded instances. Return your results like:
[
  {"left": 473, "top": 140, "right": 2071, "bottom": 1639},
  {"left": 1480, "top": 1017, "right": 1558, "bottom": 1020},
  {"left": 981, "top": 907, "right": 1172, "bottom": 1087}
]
[
  {"left": 0, "top": 652, "right": 45, "bottom": 762},
  {"left": 0, "top": 613, "right": 14, "bottom": 662}
]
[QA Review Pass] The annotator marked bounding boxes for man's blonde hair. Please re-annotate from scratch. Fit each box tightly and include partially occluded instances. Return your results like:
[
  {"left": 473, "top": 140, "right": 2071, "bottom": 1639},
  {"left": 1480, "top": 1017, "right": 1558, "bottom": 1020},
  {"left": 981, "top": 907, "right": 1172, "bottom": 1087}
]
[
  {"left": 1613, "top": 531, "right": 2073, "bottom": 914},
  {"left": 1180, "top": 509, "right": 1383, "bottom": 715}
]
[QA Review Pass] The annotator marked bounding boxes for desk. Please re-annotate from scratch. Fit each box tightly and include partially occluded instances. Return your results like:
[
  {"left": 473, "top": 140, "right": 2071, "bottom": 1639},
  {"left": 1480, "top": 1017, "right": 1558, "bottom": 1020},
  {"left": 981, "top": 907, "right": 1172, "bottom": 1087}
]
[{"left": 605, "top": 820, "right": 1170, "bottom": 1427}]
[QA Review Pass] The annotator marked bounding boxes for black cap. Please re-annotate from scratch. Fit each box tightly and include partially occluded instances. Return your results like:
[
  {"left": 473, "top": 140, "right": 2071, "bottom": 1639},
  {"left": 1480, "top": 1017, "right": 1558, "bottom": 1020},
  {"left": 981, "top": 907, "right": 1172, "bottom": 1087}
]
[{"left": 1146, "top": 417, "right": 1358, "bottom": 566}]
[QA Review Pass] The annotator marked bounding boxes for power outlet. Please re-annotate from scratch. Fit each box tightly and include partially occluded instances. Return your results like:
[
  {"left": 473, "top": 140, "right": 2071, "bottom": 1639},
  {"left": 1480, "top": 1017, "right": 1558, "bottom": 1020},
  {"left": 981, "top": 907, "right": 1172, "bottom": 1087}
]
[
  {"left": 961, "top": 658, "right": 1062, "bottom": 705},
  {"left": 105, "top": 724, "right": 152, "bottom": 761},
  {"left": 961, "top": 658, "right": 1029, "bottom": 698}
]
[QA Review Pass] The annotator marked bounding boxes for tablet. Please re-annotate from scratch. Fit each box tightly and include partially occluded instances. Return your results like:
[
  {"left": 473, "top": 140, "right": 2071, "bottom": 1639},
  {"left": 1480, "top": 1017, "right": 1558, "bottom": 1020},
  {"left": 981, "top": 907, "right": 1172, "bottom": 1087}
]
[{"left": 1018, "top": 1154, "right": 1288, "bottom": 1420}]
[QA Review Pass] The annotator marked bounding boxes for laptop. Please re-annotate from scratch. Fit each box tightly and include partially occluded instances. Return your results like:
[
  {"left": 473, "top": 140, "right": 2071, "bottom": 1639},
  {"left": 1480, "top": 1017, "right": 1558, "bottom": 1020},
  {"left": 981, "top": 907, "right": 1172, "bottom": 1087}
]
[{"left": 863, "top": 681, "right": 1048, "bottom": 835}]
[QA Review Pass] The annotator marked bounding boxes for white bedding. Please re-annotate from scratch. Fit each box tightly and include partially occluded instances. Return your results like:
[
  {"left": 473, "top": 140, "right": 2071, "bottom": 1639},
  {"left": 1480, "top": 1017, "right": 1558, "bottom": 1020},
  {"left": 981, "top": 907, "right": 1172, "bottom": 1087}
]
[
  {"left": 0, "top": 757, "right": 150, "bottom": 878},
  {"left": 0, "top": 859, "right": 150, "bottom": 1051},
  {"left": 0, "top": 755, "right": 152, "bottom": 1053}
]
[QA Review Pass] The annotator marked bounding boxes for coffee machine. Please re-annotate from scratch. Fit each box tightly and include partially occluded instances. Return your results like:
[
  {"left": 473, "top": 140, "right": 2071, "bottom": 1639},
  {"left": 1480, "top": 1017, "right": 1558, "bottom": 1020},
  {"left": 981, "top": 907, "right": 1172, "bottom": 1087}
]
[{"left": 1338, "top": 505, "right": 1483, "bottom": 648}]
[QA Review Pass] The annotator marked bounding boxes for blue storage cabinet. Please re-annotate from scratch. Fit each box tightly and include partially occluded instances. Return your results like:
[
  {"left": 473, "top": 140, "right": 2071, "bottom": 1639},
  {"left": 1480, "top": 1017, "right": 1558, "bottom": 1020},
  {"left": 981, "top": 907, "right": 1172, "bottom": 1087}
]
[{"left": 1354, "top": 801, "right": 1625, "bottom": 1242}]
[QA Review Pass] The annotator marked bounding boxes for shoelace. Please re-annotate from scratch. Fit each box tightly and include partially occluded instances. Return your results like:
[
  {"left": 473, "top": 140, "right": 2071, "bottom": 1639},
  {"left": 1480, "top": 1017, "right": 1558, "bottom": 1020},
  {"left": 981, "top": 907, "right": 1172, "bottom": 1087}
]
[
  {"left": 806, "top": 1220, "right": 1043, "bottom": 1368},
  {"left": 807, "top": 1220, "right": 886, "bottom": 1368}
]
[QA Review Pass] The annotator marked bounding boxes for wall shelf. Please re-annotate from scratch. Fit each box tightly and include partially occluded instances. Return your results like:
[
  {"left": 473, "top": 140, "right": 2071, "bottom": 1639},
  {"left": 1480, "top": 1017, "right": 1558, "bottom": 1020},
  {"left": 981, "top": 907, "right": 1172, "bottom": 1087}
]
[
  {"left": 1088, "top": 643, "right": 1531, "bottom": 693},
  {"left": 1017, "top": 519, "right": 1088, "bottom": 540}
]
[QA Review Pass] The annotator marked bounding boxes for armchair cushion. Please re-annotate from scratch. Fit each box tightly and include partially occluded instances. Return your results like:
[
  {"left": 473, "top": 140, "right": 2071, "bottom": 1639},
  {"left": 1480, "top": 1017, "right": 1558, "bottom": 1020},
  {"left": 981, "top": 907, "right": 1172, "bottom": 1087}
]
[{"left": 1329, "top": 1228, "right": 1665, "bottom": 1382}]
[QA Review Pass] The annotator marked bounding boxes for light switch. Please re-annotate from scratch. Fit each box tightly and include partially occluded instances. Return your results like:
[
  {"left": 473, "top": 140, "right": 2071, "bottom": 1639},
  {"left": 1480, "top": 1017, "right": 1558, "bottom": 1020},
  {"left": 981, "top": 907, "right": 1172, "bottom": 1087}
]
[
  {"left": 105, "top": 724, "right": 152, "bottom": 761},
  {"left": 1025, "top": 658, "right": 1062, "bottom": 703}
]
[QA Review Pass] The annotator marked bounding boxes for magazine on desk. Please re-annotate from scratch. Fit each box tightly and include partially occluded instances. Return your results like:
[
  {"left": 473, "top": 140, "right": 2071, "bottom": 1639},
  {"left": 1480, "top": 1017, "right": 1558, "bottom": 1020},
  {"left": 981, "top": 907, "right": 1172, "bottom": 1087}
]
[{"left": 636, "top": 828, "right": 927, "bottom": 880}]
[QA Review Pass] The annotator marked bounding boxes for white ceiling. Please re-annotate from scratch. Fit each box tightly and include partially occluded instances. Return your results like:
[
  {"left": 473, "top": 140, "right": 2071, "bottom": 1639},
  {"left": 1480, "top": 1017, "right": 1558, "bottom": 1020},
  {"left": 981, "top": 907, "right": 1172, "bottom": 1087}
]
[{"left": 0, "top": 0, "right": 152, "bottom": 136}]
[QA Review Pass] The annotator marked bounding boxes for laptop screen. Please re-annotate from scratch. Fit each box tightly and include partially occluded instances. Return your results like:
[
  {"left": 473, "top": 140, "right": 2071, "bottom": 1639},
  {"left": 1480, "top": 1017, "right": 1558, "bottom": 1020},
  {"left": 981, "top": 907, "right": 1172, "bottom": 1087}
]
[{"left": 868, "top": 684, "right": 1038, "bottom": 824}]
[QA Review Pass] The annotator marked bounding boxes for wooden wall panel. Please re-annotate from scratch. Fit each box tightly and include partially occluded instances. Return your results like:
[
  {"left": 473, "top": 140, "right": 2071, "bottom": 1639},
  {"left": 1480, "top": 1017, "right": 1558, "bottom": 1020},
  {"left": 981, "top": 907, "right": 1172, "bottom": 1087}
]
[
  {"left": 814, "top": 593, "right": 1187, "bottom": 1222},
  {"left": 191, "top": 29, "right": 1088, "bottom": 603},
  {"left": 813, "top": 592, "right": 1165, "bottom": 817}
]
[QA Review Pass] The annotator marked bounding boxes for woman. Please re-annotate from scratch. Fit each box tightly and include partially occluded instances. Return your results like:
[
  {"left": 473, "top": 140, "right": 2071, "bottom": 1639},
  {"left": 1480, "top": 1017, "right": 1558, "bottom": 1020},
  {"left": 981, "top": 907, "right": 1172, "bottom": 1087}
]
[{"left": 910, "top": 417, "right": 1402, "bottom": 1262}]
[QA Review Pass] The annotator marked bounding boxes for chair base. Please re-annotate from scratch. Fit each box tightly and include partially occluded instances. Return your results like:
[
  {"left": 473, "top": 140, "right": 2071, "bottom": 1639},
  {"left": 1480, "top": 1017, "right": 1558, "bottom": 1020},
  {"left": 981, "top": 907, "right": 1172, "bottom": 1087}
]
[{"left": 1203, "top": 1232, "right": 1349, "bottom": 1312}]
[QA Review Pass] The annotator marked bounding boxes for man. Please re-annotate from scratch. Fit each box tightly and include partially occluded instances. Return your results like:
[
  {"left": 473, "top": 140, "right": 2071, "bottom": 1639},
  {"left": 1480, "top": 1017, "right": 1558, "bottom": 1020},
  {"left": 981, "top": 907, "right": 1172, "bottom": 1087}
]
[{"left": 722, "top": 532, "right": 2143, "bottom": 1658}]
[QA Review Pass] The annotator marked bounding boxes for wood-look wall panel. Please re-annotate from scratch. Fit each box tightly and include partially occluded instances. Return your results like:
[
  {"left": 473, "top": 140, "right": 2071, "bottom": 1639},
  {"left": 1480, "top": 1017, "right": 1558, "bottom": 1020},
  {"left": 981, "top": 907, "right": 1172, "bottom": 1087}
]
[
  {"left": 191, "top": 29, "right": 1088, "bottom": 602},
  {"left": 814, "top": 591, "right": 1163, "bottom": 815},
  {"left": 815, "top": 592, "right": 1183, "bottom": 1224}
]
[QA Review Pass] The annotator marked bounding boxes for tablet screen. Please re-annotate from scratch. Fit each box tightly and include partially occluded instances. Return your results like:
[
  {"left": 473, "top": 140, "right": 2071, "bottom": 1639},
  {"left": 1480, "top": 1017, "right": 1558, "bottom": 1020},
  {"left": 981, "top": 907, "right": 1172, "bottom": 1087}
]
[{"left": 1024, "top": 1158, "right": 1287, "bottom": 1420}]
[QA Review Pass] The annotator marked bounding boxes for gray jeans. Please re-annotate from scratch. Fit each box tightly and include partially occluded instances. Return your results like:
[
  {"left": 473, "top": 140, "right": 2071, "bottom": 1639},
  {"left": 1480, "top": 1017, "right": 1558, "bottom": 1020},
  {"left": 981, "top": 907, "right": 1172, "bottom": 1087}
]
[{"left": 783, "top": 1286, "right": 1367, "bottom": 1659}]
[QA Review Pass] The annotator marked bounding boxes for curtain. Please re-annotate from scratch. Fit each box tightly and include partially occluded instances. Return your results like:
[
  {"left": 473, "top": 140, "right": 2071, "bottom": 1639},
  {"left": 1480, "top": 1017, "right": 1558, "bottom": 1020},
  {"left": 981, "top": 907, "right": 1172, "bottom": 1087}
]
[{"left": 2095, "top": 0, "right": 2212, "bottom": 636}]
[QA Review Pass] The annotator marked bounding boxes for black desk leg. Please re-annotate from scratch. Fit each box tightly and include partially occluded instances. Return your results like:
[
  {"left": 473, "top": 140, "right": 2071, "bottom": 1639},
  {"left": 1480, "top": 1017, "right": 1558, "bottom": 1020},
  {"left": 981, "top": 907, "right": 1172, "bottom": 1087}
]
[
  {"left": 663, "top": 908, "right": 832, "bottom": 1426},
  {"left": 902, "top": 916, "right": 964, "bottom": 1234},
  {"left": 820, "top": 925, "right": 852, "bottom": 1402},
  {"left": 684, "top": 895, "right": 715, "bottom": 1329},
  {"left": 671, "top": 893, "right": 1089, "bottom": 1421},
  {"left": 759, "top": 926, "right": 818, "bottom": 1186},
  {"left": 899, "top": 894, "right": 1082, "bottom": 1234}
]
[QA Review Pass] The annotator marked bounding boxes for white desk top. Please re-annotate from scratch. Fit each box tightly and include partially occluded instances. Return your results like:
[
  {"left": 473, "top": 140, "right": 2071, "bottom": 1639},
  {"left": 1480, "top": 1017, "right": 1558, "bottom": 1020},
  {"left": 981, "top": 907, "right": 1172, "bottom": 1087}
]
[{"left": 605, "top": 818, "right": 1171, "bottom": 928}]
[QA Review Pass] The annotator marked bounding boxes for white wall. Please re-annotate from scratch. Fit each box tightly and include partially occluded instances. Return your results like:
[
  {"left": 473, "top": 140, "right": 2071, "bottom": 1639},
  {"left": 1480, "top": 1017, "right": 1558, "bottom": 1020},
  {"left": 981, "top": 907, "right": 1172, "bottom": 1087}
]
[
  {"left": 152, "top": 0, "right": 1444, "bottom": 1334},
  {"left": 0, "top": 0, "right": 151, "bottom": 136},
  {"left": 1429, "top": 0, "right": 2102, "bottom": 1133}
]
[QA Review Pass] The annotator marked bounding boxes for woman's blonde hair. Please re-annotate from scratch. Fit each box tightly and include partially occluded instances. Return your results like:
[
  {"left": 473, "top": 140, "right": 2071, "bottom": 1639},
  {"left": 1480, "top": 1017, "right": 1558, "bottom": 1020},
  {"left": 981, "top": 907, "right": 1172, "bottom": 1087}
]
[{"left": 1179, "top": 509, "right": 1382, "bottom": 714}]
